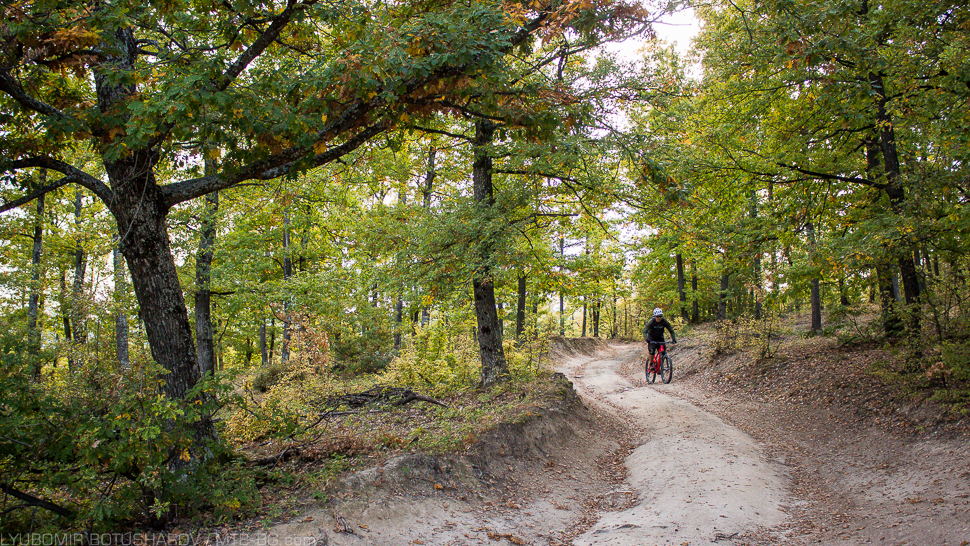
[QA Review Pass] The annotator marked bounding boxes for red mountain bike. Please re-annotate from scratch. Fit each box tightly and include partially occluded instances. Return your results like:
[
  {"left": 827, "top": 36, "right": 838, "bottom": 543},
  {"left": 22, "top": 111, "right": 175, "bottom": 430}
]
[{"left": 645, "top": 341, "right": 674, "bottom": 384}]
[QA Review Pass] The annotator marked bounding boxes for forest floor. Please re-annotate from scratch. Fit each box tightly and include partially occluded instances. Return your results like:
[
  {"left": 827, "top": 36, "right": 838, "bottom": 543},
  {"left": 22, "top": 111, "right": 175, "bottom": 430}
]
[{"left": 229, "top": 315, "right": 970, "bottom": 546}]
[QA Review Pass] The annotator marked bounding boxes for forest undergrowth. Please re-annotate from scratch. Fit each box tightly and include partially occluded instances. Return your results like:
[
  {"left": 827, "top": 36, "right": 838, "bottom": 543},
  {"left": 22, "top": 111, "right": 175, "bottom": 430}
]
[{"left": 4, "top": 304, "right": 969, "bottom": 538}]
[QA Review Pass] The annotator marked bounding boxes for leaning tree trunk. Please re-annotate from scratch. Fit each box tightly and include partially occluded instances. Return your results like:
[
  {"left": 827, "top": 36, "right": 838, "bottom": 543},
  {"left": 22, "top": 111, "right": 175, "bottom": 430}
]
[
  {"left": 471, "top": 120, "right": 508, "bottom": 388},
  {"left": 107, "top": 172, "right": 214, "bottom": 446},
  {"left": 95, "top": 25, "right": 212, "bottom": 447}
]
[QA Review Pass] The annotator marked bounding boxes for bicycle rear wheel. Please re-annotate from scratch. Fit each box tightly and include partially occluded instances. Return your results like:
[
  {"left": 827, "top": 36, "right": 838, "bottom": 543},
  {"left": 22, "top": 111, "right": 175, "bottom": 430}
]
[
  {"left": 660, "top": 354, "right": 673, "bottom": 384},
  {"left": 645, "top": 356, "right": 656, "bottom": 384}
]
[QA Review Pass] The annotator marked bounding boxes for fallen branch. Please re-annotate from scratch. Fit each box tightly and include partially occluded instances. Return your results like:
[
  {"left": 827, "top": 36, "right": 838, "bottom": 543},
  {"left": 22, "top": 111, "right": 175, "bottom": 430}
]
[
  {"left": 393, "top": 389, "right": 448, "bottom": 408},
  {"left": 323, "top": 387, "right": 448, "bottom": 410},
  {"left": 250, "top": 446, "right": 302, "bottom": 467},
  {"left": 248, "top": 387, "right": 447, "bottom": 467}
]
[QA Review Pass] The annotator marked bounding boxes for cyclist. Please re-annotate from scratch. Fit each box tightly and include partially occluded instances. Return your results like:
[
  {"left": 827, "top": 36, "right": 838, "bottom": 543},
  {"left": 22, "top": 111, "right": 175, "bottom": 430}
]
[{"left": 643, "top": 308, "right": 677, "bottom": 358}]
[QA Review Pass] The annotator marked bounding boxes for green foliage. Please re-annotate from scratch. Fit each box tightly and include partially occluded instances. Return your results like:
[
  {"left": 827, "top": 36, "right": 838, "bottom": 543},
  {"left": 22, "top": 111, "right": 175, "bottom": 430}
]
[
  {"left": 928, "top": 339, "right": 970, "bottom": 412},
  {"left": 227, "top": 319, "right": 336, "bottom": 443},
  {"left": 383, "top": 319, "right": 480, "bottom": 396},
  {"left": 0, "top": 332, "right": 257, "bottom": 532},
  {"left": 505, "top": 334, "right": 549, "bottom": 383},
  {"left": 940, "top": 341, "right": 970, "bottom": 386},
  {"left": 712, "top": 311, "right": 785, "bottom": 360},
  {"left": 331, "top": 327, "right": 396, "bottom": 375}
]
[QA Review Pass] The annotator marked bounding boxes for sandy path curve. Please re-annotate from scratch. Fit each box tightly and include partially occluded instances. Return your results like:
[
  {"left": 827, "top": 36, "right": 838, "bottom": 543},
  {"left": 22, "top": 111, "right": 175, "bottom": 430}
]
[{"left": 557, "top": 343, "right": 790, "bottom": 546}]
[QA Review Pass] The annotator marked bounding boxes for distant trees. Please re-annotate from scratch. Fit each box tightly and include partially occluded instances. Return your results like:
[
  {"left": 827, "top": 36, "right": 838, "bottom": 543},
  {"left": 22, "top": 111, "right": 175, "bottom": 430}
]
[{"left": 624, "top": 0, "right": 970, "bottom": 345}]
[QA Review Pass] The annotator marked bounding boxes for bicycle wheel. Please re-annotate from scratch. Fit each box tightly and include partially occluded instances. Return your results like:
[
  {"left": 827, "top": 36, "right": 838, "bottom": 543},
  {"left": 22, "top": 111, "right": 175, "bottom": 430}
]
[
  {"left": 660, "top": 354, "right": 673, "bottom": 384},
  {"left": 645, "top": 356, "right": 656, "bottom": 384}
]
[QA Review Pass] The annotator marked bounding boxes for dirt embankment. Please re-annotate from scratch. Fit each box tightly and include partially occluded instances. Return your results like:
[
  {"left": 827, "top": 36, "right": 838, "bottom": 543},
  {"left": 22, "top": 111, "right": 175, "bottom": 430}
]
[
  {"left": 668, "top": 328, "right": 970, "bottom": 546},
  {"left": 240, "top": 332, "right": 970, "bottom": 546},
  {"left": 237, "top": 346, "right": 631, "bottom": 546}
]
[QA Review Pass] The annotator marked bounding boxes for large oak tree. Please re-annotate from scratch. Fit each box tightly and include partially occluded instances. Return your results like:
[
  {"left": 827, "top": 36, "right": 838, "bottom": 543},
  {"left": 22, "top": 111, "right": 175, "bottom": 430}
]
[{"left": 1, "top": 0, "right": 650, "bottom": 456}]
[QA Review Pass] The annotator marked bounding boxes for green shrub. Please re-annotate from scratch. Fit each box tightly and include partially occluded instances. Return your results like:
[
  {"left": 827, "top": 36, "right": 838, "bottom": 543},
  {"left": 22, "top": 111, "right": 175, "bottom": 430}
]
[
  {"left": 0, "top": 332, "right": 257, "bottom": 533},
  {"left": 942, "top": 340, "right": 970, "bottom": 384},
  {"left": 382, "top": 321, "right": 479, "bottom": 396}
]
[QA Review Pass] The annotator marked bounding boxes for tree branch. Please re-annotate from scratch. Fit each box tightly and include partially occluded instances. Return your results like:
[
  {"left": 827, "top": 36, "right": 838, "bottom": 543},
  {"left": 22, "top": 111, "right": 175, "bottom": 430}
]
[
  {"left": 0, "top": 159, "right": 114, "bottom": 213},
  {"left": 775, "top": 162, "right": 885, "bottom": 190},
  {"left": 0, "top": 180, "right": 73, "bottom": 214},
  {"left": 0, "top": 483, "right": 75, "bottom": 519},
  {"left": 412, "top": 126, "right": 471, "bottom": 141},
  {"left": 162, "top": 120, "right": 387, "bottom": 206},
  {"left": 0, "top": 69, "right": 70, "bottom": 120},
  {"left": 494, "top": 169, "right": 579, "bottom": 183},
  {"left": 217, "top": 0, "right": 319, "bottom": 91}
]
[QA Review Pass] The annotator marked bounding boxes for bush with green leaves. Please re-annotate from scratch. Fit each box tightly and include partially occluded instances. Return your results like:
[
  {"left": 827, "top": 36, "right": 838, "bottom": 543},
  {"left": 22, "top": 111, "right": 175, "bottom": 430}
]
[
  {"left": 383, "top": 320, "right": 480, "bottom": 396},
  {"left": 930, "top": 340, "right": 970, "bottom": 410},
  {"left": 0, "top": 333, "right": 256, "bottom": 533}
]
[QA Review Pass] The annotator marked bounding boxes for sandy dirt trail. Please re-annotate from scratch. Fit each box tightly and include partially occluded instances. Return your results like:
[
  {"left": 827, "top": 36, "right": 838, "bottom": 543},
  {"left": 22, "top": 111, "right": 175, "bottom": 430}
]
[
  {"left": 556, "top": 343, "right": 790, "bottom": 546},
  {"left": 236, "top": 341, "right": 795, "bottom": 546}
]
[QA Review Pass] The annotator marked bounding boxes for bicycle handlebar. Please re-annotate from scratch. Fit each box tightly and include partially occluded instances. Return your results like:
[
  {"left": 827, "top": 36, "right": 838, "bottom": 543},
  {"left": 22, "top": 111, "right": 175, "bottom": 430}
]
[{"left": 647, "top": 340, "right": 676, "bottom": 345}]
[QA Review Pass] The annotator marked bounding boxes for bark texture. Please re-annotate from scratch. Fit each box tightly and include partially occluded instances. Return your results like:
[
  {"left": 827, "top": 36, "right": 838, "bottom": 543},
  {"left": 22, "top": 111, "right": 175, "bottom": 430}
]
[{"left": 471, "top": 120, "right": 508, "bottom": 388}]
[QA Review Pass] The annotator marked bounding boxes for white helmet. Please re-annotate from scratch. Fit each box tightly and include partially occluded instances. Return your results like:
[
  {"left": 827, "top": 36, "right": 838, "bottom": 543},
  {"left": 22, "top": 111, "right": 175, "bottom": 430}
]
[{"left": 652, "top": 308, "right": 663, "bottom": 317}]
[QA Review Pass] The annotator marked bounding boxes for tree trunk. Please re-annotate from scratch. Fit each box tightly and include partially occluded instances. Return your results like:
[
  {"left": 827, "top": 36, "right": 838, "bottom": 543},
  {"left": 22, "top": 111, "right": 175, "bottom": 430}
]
[
  {"left": 718, "top": 270, "right": 729, "bottom": 320},
  {"left": 863, "top": 135, "right": 903, "bottom": 337},
  {"left": 471, "top": 120, "right": 508, "bottom": 387},
  {"left": 113, "top": 241, "right": 130, "bottom": 372},
  {"left": 269, "top": 316, "right": 276, "bottom": 358},
  {"left": 839, "top": 276, "right": 851, "bottom": 307},
  {"left": 748, "top": 190, "right": 763, "bottom": 319},
  {"left": 394, "top": 294, "right": 404, "bottom": 350},
  {"left": 515, "top": 275, "right": 527, "bottom": 340},
  {"left": 260, "top": 319, "right": 269, "bottom": 366},
  {"left": 592, "top": 301, "right": 600, "bottom": 338},
  {"left": 108, "top": 176, "right": 214, "bottom": 444},
  {"left": 27, "top": 183, "right": 45, "bottom": 379},
  {"left": 871, "top": 73, "right": 921, "bottom": 329},
  {"left": 93, "top": 22, "right": 216, "bottom": 465},
  {"left": 532, "top": 300, "right": 539, "bottom": 340},
  {"left": 806, "top": 222, "right": 822, "bottom": 334},
  {"left": 280, "top": 211, "right": 293, "bottom": 364},
  {"left": 70, "top": 188, "right": 87, "bottom": 369},
  {"left": 611, "top": 288, "right": 618, "bottom": 339},
  {"left": 691, "top": 259, "right": 699, "bottom": 324},
  {"left": 676, "top": 252, "right": 688, "bottom": 322},
  {"left": 876, "top": 266, "right": 902, "bottom": 336},
  {"left": 559, "top": 237, "right": 565, "bottom": 336},
  {"left": 581, "top": 298, "right": 587, "bottom": 337},
  {"left": 195, "top": 191, "right": 218, "bottom": 379},
  {"left": 59, "top": 270, "right": 72, "bottom": 350}
]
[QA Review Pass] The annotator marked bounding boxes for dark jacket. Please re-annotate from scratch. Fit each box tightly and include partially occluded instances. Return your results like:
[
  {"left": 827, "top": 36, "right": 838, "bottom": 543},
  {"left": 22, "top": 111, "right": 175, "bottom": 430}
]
[{"left": 643, "top": 317, "right": 676, "bottom": 343}]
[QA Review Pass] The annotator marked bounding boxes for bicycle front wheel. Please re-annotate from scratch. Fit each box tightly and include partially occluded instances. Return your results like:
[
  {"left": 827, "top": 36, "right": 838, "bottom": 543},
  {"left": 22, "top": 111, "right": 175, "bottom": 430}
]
[
  {"left": 660, "top": 354, "right": 673, "bottom": 384},
  {"left": 645, "top": 357, "right": 656, "bottom": 384}
]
